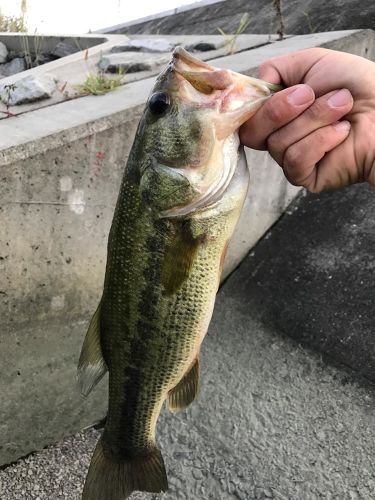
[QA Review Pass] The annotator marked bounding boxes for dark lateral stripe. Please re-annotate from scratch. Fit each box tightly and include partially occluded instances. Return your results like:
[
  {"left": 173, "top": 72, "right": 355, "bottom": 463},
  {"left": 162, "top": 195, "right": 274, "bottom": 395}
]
[{"left": 118, "top": 231, "right": 165, "bottom": 450}]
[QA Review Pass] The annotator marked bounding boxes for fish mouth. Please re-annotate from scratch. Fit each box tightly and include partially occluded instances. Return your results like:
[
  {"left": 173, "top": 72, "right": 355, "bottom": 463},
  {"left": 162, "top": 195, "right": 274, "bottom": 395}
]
[
  {"left": 172, "top": 46, "right": 282, "bottom": 99},
  {"left": 171, "top": 46, "right": 282, "bottom": 137}
]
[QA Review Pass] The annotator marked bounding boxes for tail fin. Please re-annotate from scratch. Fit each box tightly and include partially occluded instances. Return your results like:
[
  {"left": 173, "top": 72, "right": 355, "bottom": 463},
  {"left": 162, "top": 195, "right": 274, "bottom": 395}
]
[{"left": 82, "top": 437, "right": 168, "bottom": 500}]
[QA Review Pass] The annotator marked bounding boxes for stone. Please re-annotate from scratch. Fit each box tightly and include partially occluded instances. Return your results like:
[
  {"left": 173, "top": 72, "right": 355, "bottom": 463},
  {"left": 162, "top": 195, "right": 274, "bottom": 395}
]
[
  {"left": 51, "top": 41, "right": 80, "bottom": 58},
  {"left": 34, "top": 53, "right": 57, "bottom": 66},
  {"left": 0, "top": 41, "right": 8, "bottom": 64},
  {"left": 185, "top": 40, "right": 226, "bottom": 52},
  {"left": 110, "top": 38, "right": 174, "bottom": 53},
  {"left": 0, "top": 57, "right": 26, "bottom": 78},
  {"left": 0, "top": 74, "right": 56, "bottom": 105},
  {"left": 98, "top": 53, "right": 166, "bottom": 73}
]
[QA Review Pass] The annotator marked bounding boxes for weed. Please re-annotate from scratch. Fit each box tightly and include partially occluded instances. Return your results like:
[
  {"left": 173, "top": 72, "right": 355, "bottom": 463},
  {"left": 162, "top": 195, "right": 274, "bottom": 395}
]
[
  {"left": 0, "top": 0, "right": 27, "bottom": 32},
  {"left": 303, "top": 11, "right": 317, "bottom": 33},
  {"left": 273, "top": 0, "right": 285, "bottom": 40},
  {"left": 20, "top": 31, "right": 45, "bottom": 69},
  {"left": 0, "top": 83, "right": 17, "bottom": 118},
  {"left": 217, "top": 13, "right": 250, "bottom": 55},
  {"left": 74, "top": 70, "right": 124, "bottom": 96}
]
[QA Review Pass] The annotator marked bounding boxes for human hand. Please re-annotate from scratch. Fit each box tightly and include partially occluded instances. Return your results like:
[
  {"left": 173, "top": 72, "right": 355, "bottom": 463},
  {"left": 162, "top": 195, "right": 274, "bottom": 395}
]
[{"left": 240, "top": 48, "right": 375, "bottom": 192}]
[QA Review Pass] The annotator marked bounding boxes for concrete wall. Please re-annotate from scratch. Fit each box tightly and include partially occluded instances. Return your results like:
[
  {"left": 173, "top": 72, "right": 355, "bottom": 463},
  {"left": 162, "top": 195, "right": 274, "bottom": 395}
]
[
  {"left": 99, "top": 0, "right": 375, "bottom": 36},
  {"left": 0, "top": 29, "right": 374, "bottom": 466}
]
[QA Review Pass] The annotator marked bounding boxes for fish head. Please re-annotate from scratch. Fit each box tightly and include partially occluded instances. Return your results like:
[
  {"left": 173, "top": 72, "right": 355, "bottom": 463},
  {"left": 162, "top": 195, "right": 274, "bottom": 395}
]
[{"left": 138, "top": 47, "right": 280, "bottom": 217}]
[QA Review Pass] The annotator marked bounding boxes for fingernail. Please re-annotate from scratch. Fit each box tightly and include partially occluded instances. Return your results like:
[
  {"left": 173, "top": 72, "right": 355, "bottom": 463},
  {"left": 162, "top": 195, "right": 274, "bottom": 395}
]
[
  {"left": 287, "top": 85, "right": 314, "bottom": 106},
  {"left": 327, "top": 89, "right": 352, "bottom": 108},
  {"left": 333, "top": 120, "right": 351, "bottom": 132}
]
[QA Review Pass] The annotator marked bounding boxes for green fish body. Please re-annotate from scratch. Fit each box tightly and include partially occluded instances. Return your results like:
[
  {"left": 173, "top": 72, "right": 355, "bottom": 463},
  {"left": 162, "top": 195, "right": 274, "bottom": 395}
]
[{"left": 78, "top": 47, "right": 277, "bottom": 499}]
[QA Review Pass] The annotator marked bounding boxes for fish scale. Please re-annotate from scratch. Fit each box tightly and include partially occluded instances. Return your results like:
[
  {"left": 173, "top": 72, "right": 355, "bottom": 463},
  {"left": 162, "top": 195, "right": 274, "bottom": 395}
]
[
  {"left": 78, "top": 46, "right": 278, "bottom": 499},
  {"left": 100, "top": 162, "right": 245, "bottom": 455}
]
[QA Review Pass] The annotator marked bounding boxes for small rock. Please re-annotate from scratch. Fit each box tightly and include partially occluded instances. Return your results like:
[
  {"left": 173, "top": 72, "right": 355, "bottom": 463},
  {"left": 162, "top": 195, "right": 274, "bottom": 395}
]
[
  {"left": 0, "top": 74, "right": 56, "bottom": 105},
  {"left": 185, "top": 40, "right": 226, "bottom": 52},
  {"left": 315, "top": 428, "right": 326, "bottom": 441},
  {"left": 0, "top": 57, "right": 26, "bottom": 77},
  {"left": 34, "top": 53, "right": 57, "bottom": 66},
  {"left": 99, "top": 53, "right": 165, "bottom": 74},
  {"left": 51, "top": 41, "right": 80, "bottom": 58},
  {"left": 0, "top": 41, "right": 8, "bottom": 63},
  {"left": 110, "top": 38, "right": 174, "bottom": 53}
]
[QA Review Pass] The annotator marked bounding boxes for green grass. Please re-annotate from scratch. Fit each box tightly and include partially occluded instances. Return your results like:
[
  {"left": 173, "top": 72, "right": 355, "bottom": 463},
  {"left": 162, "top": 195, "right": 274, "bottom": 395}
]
[
  {"left": 303, "top": 10, "right": 317, "bottom": 33},
  {"left": 217, "top": 13, "right": 250, "bottom": 55},
  {"left": 74, "top": 71, "right": 124, "bottom": 96},
  {"left": 0, "top": 0, "right": 27, "bottom": 32},
  {"left": 0, "top": 10, "right": 26, "bottom": 32}
]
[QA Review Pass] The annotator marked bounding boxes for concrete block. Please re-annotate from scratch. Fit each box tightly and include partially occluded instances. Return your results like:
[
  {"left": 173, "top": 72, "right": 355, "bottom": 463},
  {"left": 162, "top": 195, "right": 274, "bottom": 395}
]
[
  {"left": 0, "top": 120, "right": 139, "bottom": 465},
  {"left": 0, "top": 29, "right": 374, "bottom": 466}
]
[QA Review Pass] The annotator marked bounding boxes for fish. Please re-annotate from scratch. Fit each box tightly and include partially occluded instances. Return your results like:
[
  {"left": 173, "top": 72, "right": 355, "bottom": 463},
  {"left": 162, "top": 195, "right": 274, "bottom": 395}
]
[{"left": 78, "top": 47, "right": 280, "bottom": 500}]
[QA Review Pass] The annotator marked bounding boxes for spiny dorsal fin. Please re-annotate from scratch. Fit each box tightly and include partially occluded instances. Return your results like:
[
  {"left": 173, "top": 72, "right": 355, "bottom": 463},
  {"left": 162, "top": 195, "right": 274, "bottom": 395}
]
[
  {"left": 162, "top": 222, "right": 204, "bottom": 295},
  {"left": 168, "top": 357, "right": 200, "bottom": 413},
  {"left": 77, "top": 303, "right": 107, "bottom": 396}
]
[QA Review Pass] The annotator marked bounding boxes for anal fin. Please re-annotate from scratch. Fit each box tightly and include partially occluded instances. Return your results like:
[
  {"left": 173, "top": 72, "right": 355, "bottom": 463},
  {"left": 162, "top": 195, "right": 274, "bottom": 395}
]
[
  {"left": 77, "top": 303, "right": 107, "bottom": 396},
  {"left": 168, "top": 356, "right": 200, "bottom": 413}
]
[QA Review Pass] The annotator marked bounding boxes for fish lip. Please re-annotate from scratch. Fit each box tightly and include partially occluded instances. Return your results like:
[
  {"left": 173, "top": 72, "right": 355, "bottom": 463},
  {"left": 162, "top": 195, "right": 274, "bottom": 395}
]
[
  {"left": 171, "top": 47, "right": 283, "bottom": 107},
  {"left": 172, "top": 46, "right": 216, "bottom": 72},
  {"left": 172, "top": 46, "right": 284, "bottom": 95}
]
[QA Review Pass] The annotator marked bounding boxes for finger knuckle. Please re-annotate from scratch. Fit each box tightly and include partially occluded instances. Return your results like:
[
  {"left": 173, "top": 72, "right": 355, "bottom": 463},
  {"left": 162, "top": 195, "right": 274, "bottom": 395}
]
[
  {"left": 267, "top": 131, "right": 288, "bottom": 156},
  {"left": 258, "top": 61, "right": 269, "bottom": 75},
  {"left": 284, "top": 144, "right": 303, "bottom": 170},
  {"left": 305, "top": 101, "right": 326, "bottom": 121},
  {"left": 264, "top": 102, "right": 286, "bottom": 124}
]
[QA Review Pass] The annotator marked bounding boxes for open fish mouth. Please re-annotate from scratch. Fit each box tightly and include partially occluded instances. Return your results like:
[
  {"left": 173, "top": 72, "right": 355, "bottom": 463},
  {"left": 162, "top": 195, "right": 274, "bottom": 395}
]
[{"left": 172, "top": 46, "right": 282, "bottom": 113}]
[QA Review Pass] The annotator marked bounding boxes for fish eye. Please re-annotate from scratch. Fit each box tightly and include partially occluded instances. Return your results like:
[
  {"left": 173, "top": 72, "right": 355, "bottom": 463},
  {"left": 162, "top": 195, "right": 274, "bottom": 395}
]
[{"left": 148, "top": 92, "right": 170, "bottom": 115}]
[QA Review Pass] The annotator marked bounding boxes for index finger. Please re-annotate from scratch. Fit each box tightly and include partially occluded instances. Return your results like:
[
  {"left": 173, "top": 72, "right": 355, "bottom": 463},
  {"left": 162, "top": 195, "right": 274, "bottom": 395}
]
[{"left": 240, "top": 84, "right": 315, "bottom": 150}]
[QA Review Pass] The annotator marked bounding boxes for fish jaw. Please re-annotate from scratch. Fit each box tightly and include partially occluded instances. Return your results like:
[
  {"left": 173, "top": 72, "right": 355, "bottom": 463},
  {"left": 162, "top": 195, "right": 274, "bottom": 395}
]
[{"left": 172, "top": 46, "right": 282, "bottom": 138}]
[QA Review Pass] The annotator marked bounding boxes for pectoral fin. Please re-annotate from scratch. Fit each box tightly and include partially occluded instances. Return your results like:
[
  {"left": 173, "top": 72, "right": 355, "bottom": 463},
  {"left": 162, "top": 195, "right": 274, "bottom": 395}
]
[
  {"left": 162, "top": 222, "right": 203, "bottom": 295},
  {"left": 77, "top": 303, "right": 107, "bottom": 396},
  {"left": 168, "top": 356, "right": 200, "bottom": 413}
]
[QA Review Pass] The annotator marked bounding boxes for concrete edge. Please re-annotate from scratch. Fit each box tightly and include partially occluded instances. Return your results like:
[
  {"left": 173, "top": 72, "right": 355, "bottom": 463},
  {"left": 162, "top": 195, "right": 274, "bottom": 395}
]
[
  {"left": 0, "top": 29, "right": 368, "bottom": 166},
  {"left": 0, "top": 33, "right": 129, "bottom": 88}
]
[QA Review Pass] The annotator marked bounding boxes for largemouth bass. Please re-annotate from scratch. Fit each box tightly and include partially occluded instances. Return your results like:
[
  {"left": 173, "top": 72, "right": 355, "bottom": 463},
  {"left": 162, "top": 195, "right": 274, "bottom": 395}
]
[{"left": 78, "top": 47, "right": 279, "bottom": 500}]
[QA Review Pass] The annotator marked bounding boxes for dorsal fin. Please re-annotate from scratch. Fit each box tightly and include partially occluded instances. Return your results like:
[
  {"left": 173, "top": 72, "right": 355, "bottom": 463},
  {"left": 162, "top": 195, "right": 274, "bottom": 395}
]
[
  {"left": 77, "top": 303, "right": 107, "bottom": 396},
  {"left": 168, "top": 356, "right": 200, "bottom": 413}
]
